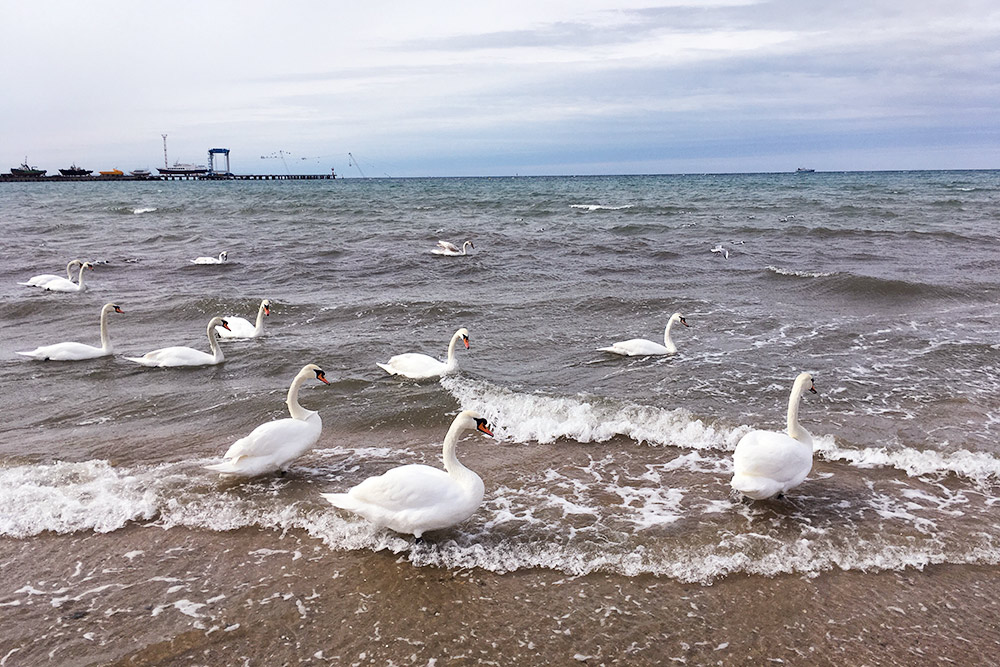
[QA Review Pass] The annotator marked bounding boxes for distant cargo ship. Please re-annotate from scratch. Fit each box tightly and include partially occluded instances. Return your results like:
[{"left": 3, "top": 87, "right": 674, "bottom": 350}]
[
  {"left": 99, "top": 168, "right": 124, "bottom": 176},
  {"left": 59, "top": 164, "right": 92, "bottom": 176},
  {"left": 157, "top": 162, "right": 208, "bottom": 175},
  {"left": 795, "top": 167, "right": 816, "bottom": 173}
]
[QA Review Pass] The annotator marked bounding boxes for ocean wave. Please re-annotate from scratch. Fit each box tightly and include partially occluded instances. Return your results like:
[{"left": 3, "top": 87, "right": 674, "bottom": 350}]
[
  {"left": 570, "top": 204, "right": 634, "bottom": 212},
  {"left": 816, "top": 439, "right": 1000, "bottom": 485},
  {"left": 765, "top": 265, "right": 836, "bottom": 278}
]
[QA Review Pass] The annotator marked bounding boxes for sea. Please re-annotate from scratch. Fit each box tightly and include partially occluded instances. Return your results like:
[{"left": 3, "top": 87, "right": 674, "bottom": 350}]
[{"left": 1, "top": 171, "right": 999, "bottom": 665}]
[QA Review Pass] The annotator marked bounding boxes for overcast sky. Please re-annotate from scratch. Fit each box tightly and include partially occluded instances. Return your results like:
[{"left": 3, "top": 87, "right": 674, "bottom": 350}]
[{"left": 2, "top": 1, "right": 998, "bottom": 176}]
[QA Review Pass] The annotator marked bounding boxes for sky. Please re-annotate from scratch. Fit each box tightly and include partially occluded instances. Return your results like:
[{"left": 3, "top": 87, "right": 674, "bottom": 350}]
[{"left": 2, "top": 1, "right": 998, "bottom": 177}]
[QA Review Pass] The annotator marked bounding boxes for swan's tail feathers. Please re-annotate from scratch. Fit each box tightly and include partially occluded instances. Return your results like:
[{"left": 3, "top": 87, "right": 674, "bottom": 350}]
[
  {"left": 597, "top": 346, "right": 625, "bottom": 355},
  {"left": 16, "top": 351, "right": 37, "bottom": 358},
  {"left": 375, "top": 362, "right": 397, "bottom": 375},
  {"left": 730, "top": 474, "right": 780, "bottom": 501},
  {"left": 203, "top": 457, "right": 246, "bottom": 474},
  {"left": 320, "top": 492, "right": 352, "bottom": 509}
]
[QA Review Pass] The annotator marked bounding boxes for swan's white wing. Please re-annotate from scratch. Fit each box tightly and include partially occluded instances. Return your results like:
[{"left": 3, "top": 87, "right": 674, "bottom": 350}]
[
  {"left": 124, "top": 345, "right": 218, "bottom": 367},
  {"left": 221, "top": 417, "right": 319, "bottom": 461},
  {"left": 377, "top": 352, "right": 448, "bottom": 378},
  {"left": 18, "top": 342, "right": 106, "bottom": 361},
  {"left": 41, "top": 277, "right": 82, "bottom": 292},
  {"left": 345, "top": 465, "right": 460, "bottom": 511},
  {"left": 598, "top": 338, "right": 671, "bottom": 356},
  {"left": 731, "top": 429, "right": 812, "bottom": 499},
  {"left": 19, "top": 273, "right": 61, "bottom": 287},
  {"left": 437, "top": 240, "right": 460, "bottom": 252}
]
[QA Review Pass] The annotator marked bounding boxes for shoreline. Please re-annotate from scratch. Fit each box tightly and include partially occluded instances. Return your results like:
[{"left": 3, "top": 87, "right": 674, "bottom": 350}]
[{"left": 2, "top": 525, "right": 998, "bottom": 665}]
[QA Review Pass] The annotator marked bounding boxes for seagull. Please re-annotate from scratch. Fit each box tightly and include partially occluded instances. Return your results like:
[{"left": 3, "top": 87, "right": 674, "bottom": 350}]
[{"left": 711, "top": 244, "right": 729, "bottom": 259}]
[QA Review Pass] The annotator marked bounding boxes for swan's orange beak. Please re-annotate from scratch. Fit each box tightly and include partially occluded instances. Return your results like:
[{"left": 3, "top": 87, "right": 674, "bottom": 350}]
[
  {"left": 264, "top": 305, "right": 271, "bottom": 316},
  {"left": 220, "top": 320, "right": 231, "bottom": 331},
  {"left": 475, "top": 418, "right": 493, "bottom": 437},
  {"left": 680, "top": 317, "right": 690, "bottom": 327},
  {"left": 113, "top": 305, "right": 124, "bottom": 313},
  {"left": 809, "top": 381, "right": 817, "bottom": 394},
  {"left": 462, "top": 335, "right": 470, "bottom": 349},
  {"left": 316, "top": 370, "right": 331, "bottom": 384}
]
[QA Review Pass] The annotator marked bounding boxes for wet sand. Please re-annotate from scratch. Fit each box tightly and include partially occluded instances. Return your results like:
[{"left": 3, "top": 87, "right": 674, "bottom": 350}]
[{"left": 2, "top": 526, "right": 999, "bottom": 666}]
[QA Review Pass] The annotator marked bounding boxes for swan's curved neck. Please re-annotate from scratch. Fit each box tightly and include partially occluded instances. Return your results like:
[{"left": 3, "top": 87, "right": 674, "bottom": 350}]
[
  {"left": 445, "top": 332, "right": 461, "bottom": 366},
  {"left": 99, "top": 306, "right": 114, "bottom": 352},
  {"left": 663, "top": 319, "right": 675, "bottom": 347},
  {"left": 462, "top": 242, "right": 471, "bottom": 254},
  {"left": 786, "top": 381, "right": 808, "bottom": 441},
  {"left": 76, "top": 265, "right": 88, "bottom": 288},
  {"left": 441, "top": 419, "right": 474, "bottom": 481},
  {"left": 286, "top": 369, "right": 313, "bottom": 420},
  {"left": 254, "top": 303, "right": 268, "bottom": 334},
  {"left": 66, "top": 261, "right": 80, "bottom": 281},
  {"left": 207, "top": 322, "right": 224, "bottom": 363}
]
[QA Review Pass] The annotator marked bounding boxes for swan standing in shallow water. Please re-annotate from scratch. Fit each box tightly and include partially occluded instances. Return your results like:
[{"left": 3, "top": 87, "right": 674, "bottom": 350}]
[
  {"left": 205, "top": 364, "right": 330, "bottom": 477},
  {"left": 731, "top": 372, "right": 818, "bottom": 500},
  {"left": 377, "top": 327, "right": 470, "bottom": 379},
  {"left": 598, "top": 313, "right": 690, "bottom": 356},
  {"left": 19, "top": 259, "right": 83, "bottom": 289},
  {"left": 322, "top": 409, "right": 494, "bottom": 538},
  {"left": 431, "top": 240, "right": 474, "bottom": 256},
  {"left": 217, "top": 299, "right": 271, "bottom": 338},
  {"left": 38, "top": 262, "right": 93, "bottom": 293},
  {"left": 191, "top": 251, "right": 228, "bottom": 265},
  {"left": 18, "top": 303, "right": 124, "bottom": 361},
  {"left": 124, "top": 317, "right": 230, "bottom": 367}
]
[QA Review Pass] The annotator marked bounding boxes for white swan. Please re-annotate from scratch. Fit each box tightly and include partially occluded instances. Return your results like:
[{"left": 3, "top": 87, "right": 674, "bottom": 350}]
[
  {"left": 40, "top": 262, "right": 93, "bottom": 293},
  {"left": 17, "top": 303, "right": 124, "bottom": 361},
  {"left": 217, "top": 299, "right": 271, "bottom": 338},
  {"left": 19, "top": 259, "right": 83, "bottom": 289},
  {"left": 376, "top": 327, "right": 469, "bottom": 379},
  {"left": 322, "top": 409, "right": 494, "bottom": 538},
  {"left": 431, "top": 240, "right": 474, "bottom": 256},
  {"left": 204, "top": 363, "right": 331, "bottom": 477},
  {"left": 731, "top": 372, "right": 818, "bottom": 500},
  {"left": 124, "top": 316, "right": 230, "bottom": 367},
  {"left": 598, "top": 312, "right": 690, "bottom": 356},
  {"left": 191, "top": 251, "right": 228, "bottom": 265}
]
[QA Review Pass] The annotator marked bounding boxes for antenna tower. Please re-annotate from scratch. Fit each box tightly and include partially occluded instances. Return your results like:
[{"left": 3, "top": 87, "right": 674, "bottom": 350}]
[{"left": 162, "top": 134, "right": 169, "bottom": 169}]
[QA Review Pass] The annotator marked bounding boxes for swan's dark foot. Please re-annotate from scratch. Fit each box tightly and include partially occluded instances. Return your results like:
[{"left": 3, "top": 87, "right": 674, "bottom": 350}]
[
  {"left": 278, "top": 469, "right": 287, "bottom": 477},
  {"left": 775, "top": 492, "right": 785, "bottom": 500},
  {"left": 414, "top": 536, "right": 424, "bottom": 545}
]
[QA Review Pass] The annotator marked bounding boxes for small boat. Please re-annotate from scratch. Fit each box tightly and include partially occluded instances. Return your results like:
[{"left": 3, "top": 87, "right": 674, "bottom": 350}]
[
  {"left": 795, "top": 167, "right": 815, "bottom": 173},
  {"left": 59, "top": 164, "right": 93, "bottom": 176},
  {"left": 157, "top": 162, "right": 208, "bottom": 175},
  {"left": 130, "top": 168, "right": 151, "bottom": 178},
  {"left": 99, "top": 168, "right": 124, "bottom": 177},
  {"left": 10, "top": 158, "right": 45, "bottom": 177}
]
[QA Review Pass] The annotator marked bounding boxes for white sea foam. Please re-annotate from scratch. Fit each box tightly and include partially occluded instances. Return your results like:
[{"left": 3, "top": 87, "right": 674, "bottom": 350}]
[
  {"left": 765, "top": 265, "right": 835, "bottom": 278},
  {"left": 569, "top": 204, "right": 633, "bottom": 212},
  {"left": 132, "top": 207, "right": 157, "bottom": 214},
  {"left": 815, "top": 438, "right": 1000, "bottom": 485},
  {"left": 441, "top": 376, "right": 741, "bottom": 452}
]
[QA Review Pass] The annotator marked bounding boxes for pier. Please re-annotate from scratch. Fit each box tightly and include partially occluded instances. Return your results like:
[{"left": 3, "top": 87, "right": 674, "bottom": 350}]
[{"left": 0, "top": 173, "right": 336, "bottom": 183}]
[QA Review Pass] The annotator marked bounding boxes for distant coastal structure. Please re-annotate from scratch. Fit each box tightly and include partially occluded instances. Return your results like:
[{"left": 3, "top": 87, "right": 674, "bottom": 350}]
[{"left": 4, "top": 136, "right": 336, "bottom": 182}]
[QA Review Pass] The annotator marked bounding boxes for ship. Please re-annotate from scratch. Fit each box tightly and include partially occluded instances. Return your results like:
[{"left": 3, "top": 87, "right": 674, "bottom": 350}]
[
  {"left": 130, "top": 168, "right": 152, "bottom": 178},
  {"left": 59, "top": 164, "right": 92, "bottom": 176},
  {"left": 795, "top": 167, "right": 815, "bottom": 173},
  {"left": 10, "top": 159, "right": 46, "bottom": 177},
  {"left": 157, "top": 162, "right": 208, "bottom": 175},
  {"left": 99, "top": 168, "right": 124, "bottom": 176}
]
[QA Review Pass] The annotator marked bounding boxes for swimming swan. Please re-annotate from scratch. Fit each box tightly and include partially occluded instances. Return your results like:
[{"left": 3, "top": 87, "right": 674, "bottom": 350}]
[
  {"left": 731, "top": 372, "right": 818, "bottom": 500},
  {"left": 217, "top": 299, "right": 271, "bottom": 338},
  {"left": 322, "top": 409, "right": 494, "bottom": 538},
  {"left": 376, "top": 327, "right": 470, "bottom": 379},
  {"left": 17, "top": 303, "right": 124, "bottom": 361},
  {"left": 431, "top": 240, "right": 474, "bottom": 256},
  {"left": 598, "top": 312, "right": 690, "bottom": 356},
  {"left": 40, "top": 262, "right": 94, "bottom": 293},
  {"left": 204, "top": 363, "right": 330, "bottom": 477},
  {"left": 191, "top": 251, "right": 228, "bottom": 265},
  {"left": 124, "top": 316, "right": 230, "bottom": 367},
  {"left": 19, "top": 259, "right": 83, "bottom": 289}
]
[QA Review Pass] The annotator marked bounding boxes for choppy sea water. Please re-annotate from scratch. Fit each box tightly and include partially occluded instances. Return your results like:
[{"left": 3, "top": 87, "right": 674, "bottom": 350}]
[{"left": 2, "top": 171, "right": 1000, "bottom": 661}]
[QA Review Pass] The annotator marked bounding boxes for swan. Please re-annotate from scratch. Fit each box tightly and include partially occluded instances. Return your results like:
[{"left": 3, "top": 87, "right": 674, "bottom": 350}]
[
  {"left": 124, "top": 316, "right": 231, "bottom": 367},
  {"left": 17, "top": 303, "right": 124, "bottom": 361},
  {"left": 598, "top": 312, "right": 690, "bottom": 356},
  {"left": 204, "top": 363, "right": 331, "bottom": 477},
  {"left": 191, "top": 251, "right": 228, "bottom": 265},
  {"left": 40, "top": 262, "right": 94, "bottom": 293},
  {"left": 731, "top": 372, "right": 818, "bottom": 500},
  {"left": 217, "top": 299, "right": 271, "bottom": 338},
  {"left": 376, "top": 327, "right": 470, "bottom": 379},
  {"left": 322, "top": 409, "right": 494, "bottom": 538},
  {"left": 19, "top": 259, "right": 83, "bottom": 288},
  {"left": 431, "top": 240, "right": 474, "bottom": 256}
]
